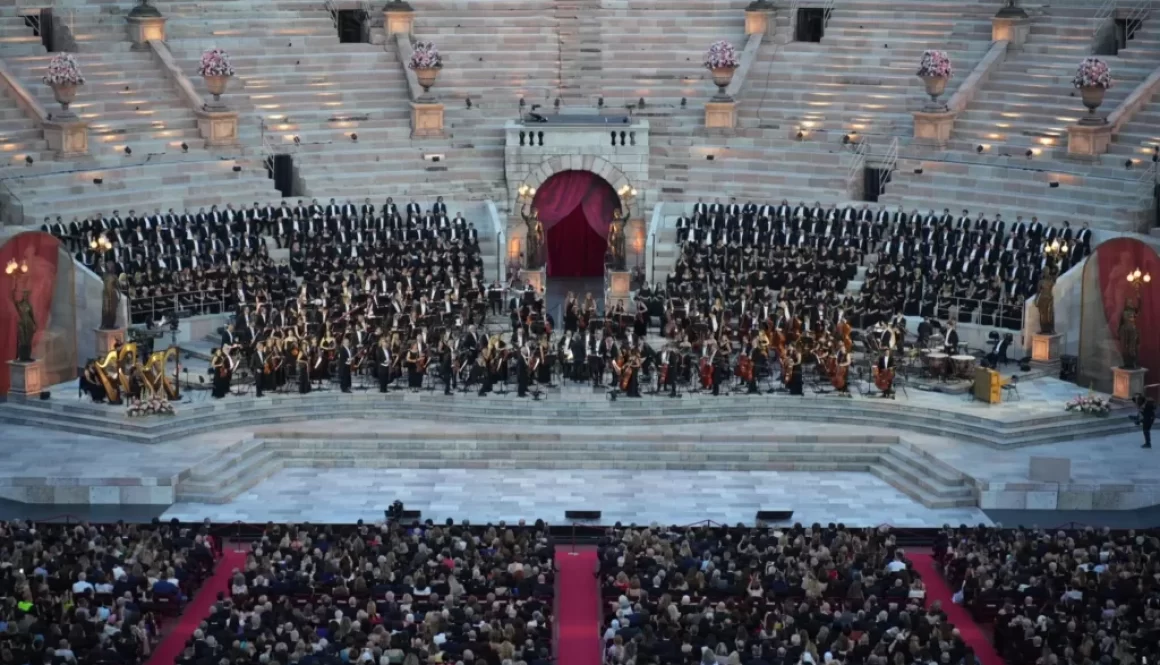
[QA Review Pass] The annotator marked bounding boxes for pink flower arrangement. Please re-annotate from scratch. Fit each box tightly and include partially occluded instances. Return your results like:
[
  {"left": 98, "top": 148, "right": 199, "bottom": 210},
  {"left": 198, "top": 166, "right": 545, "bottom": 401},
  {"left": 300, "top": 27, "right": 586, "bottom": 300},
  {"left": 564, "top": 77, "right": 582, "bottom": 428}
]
[
  {"left": 198, "top": 48, "right": 235, "bottom": 77},
  {"left": 1073, "top": 57, "right": 1112, "bottom": 89},
  {"left": 126, "top": 396, "right": 177, "bottom": 418},
  {"left": 1065, "top": 393, "right": 1110, "bottom": 416},
  {"left": 408, "top": 41, "right": 443, "bottom": 70},
  {"left": 43, "top": 52, "right": 84, "bottom": 86},
  {"left": 917, "top": 50, "right": 952, "bottom": 78},
  {"left": 703, "top": 40, "right": 739, "bottom": 70}
]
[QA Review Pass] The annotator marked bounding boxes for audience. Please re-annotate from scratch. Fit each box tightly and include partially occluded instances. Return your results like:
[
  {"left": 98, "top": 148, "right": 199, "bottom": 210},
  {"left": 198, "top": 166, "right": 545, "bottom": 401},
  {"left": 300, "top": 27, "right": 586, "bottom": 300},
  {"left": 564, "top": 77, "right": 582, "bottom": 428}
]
[
  {"left": 938, "top": 525, "right": 1159, "bottom": 665},
  {"left": 0, "top": 519, "right": 218, "bottom": 665},
  {"left": 177, "top": 520, "right": 555, "bottom": 665}
]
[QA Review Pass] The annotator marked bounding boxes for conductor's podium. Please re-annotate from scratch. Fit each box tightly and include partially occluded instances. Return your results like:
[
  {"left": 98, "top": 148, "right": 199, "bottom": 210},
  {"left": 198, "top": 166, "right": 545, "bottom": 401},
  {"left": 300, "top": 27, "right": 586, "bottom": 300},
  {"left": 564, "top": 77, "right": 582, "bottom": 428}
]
[{"left": 973, "top": 367, "right": 1004, "bottom": 403}]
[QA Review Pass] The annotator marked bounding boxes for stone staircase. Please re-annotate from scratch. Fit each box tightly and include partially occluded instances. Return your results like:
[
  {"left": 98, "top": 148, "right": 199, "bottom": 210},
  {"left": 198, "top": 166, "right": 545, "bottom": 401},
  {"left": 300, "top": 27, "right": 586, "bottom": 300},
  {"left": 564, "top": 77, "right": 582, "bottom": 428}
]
[
  {"left": 555, "top": 0, "right": 602, "bottom": 105},
  {"left": 1104, "top": 18, "right": 1160, "bottom": 164},
  {"left": 740, "top": 0, "right": 996, "bottom": 139},
  {"left": 0, "top": 77, "right": 50, "bottom": 170},
  {"left": 173, "top": 431, "right": 976, "bottom": 509}
]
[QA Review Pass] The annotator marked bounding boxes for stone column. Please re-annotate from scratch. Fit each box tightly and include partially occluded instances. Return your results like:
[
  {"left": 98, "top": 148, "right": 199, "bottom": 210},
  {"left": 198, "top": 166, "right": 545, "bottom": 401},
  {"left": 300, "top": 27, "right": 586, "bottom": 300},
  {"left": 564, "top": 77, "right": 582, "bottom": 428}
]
[
  {"left": 1067, "top": 123, "right": 1112, "bottom": 158},
  {"left": 43, "top": 120, "right": 89, "bottom": 157},
  {"left": 912, "top": 110, "right": 956, "bottom": 147},
  {"left": 1112, "top": 366, "right": 1147, "bottom": 400},
  {"left": 745, "top": 7, "right": 773, "bottom": 36},
  {"left": 607, "top": 271, "right": 631, "bottom": 312},
  {"left": 1031, "top": 333, "right": 1062, "bottom": 363},
  {"left": 7, "top": 360, "right": 44, "bottom": 400},
  {"left": 705, "top": 102, "right": 737, "bottom": 129},
  {"left": 95, "top": 328, "right": 126, "bottom": 357},
  {"left": 383, "top": 1, "right": 415, "bottom": 36},
  {"left": 195, "top": 109, "right": 241, "bottom": 147},
  {"left": 126, "top": 4, "right": 167, "bottom": 50},
  {"left": 411, "top": 102, "right": 445, "bottom": 138}
]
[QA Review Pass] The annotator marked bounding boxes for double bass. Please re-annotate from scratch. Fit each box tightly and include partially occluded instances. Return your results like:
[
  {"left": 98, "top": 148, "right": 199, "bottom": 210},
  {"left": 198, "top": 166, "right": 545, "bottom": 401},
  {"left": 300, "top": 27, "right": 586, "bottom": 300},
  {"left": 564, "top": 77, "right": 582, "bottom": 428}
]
[
  {"left": 699, "top": 351, "right": 715, "bottom": 389},
  {"left": 837, "top": 318, "right": 853, "bottom": 354},
  {"left": 872, "top": 354, "right": 895, "bottom": 393},
  {"left": 619, "top": 350, "right": 637, "bottom": 391}
]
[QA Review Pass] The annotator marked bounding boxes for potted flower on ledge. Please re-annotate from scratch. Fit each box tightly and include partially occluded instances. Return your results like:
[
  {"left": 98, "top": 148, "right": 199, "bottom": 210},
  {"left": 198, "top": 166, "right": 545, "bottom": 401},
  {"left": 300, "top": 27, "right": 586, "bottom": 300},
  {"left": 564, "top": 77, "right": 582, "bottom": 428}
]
[
  {"left": 43, "top": 52, "right": 84, "bottom": 121},
  {"left": 1073, "top": 57, "right": 1112, "bottom": 125},
  {"left": 704, "top": 40, "right": 740, "bottom": 101},
  {"left": 408, "top": 40, "right": 443, "bottom": 102},
  {"left": 916, "top": 50, "right": 952, "bottom": 111},
  {"left": 198, "top": 48, "right": 235, "bottom": 110}
]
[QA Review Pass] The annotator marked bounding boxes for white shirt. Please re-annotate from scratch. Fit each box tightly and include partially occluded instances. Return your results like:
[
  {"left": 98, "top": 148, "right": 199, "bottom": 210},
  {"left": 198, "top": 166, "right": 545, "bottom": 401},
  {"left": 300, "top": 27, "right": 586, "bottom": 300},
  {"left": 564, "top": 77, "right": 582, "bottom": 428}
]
[{"left": 72, "top": 580, "right": 94, "bottom": 594}]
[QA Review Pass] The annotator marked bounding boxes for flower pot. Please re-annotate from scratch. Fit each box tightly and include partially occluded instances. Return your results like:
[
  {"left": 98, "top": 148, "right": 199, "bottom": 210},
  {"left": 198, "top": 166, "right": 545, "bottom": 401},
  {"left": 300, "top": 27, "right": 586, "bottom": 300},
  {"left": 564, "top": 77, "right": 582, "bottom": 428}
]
[
  {"left": 920, "top": 75, "right": 948, "bottom": 110},
  {"left": 711, "top": 66, "right": 736, "bottom": 95},
  {"left": 414, "top": 67, "right": 438, "bottom": 96},
  {"left": 1079, "top": 85, "right": 1107, "bottom": 124},
  {"left": 51, "top": 82, "right": 78, "bottom": 117},
  {"left": 203, "top": 74, "right": 230, "bottom": 102}
]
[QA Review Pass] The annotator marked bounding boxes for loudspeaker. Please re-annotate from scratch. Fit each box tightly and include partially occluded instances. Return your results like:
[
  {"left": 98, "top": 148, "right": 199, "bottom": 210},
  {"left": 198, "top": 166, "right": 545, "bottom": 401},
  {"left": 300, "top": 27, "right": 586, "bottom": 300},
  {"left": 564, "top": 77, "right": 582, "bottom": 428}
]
[
  {"left": 272, "top": 154, "right": 294, "bottom": 197},
  {"left": 756, "top": 510, "right": 794, "bottom": 521},
  {"left": 400, "top": 509, "right": 421, "bottom": 520},
  {"left": 39, "top": 391, "right": 51, "bottom": 400},
  {"left": 564, "top": 510, "right": 602, "bottom": 520}
]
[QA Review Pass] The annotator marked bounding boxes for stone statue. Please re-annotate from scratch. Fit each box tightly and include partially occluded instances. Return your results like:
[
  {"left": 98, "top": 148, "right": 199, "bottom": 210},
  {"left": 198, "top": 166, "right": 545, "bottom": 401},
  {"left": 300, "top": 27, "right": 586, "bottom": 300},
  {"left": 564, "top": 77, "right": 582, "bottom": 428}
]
[
  {"left": 101, "top": 270, "right": 121, "bottom": 330},
  {"left": 521, "top": 205, "right": 542, "bottom": 270},
  {"left": 13, "top": 288, "right": 36, "bottom": 362},
  {"left": 1036, "top": 268, "right": 1056, "bottom": 334},
  {"left": 1119, "top": 298, "right": 1140, "bottom": 370},
  {"left": 608, "top": 219, "right": 626, "bottom": 271}
]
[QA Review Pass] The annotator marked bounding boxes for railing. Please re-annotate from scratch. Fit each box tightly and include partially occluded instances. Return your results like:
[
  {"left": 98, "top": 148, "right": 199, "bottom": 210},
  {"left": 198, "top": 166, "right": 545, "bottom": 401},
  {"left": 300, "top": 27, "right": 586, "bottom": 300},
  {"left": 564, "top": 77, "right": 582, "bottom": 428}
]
[
  {"left": 1137, "top": 159, "right": 1158, "bottom": 199},
  {"left": 128, "top": 288, "right": 229, "bottom": 323},
  {"left": 1090, "top": 0, "right": 1117, "bottom": 52},
  {"left": 323, "top": 0, "right": 340, "bottom": 29},
  {"left": 787, "top": 0, "right": 801, "bottom": 41},
  {"left": 822, "top": 0, "right": 835, "bottom": 31},
  {"left": 1124, "top": 0, "right": 1151, "bottom": 41},
  {"left": 878, "top": 136, "right": 900, "bottom": 197},
  {"left": 846, "top": 135, "right": 869, "bottom": 184}
]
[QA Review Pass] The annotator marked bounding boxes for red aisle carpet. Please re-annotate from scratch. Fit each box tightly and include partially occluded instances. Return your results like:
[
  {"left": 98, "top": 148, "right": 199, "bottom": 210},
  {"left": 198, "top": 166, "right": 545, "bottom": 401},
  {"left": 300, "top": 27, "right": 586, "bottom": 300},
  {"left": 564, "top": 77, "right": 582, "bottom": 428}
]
[
  {"left": 555, "top": 545, "right": 601, "bottom": 665},
  {"left": 909, "top": 553, "right": 1003, "bottom": 665},
  {"left": 146, "top": 548, "right": 247, "bottom": 665}
]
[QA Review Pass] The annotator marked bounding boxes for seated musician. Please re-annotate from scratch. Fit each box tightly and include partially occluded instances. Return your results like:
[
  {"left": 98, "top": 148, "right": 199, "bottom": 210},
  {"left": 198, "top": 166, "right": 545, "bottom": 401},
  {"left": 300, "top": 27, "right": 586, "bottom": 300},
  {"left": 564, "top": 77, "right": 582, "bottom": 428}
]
[
  {"left": 79, "top": 359, "right": 107, "bottom": 403},
  {"left": 985, "top": 332, "right": 1012, "bottom": 368},
  {"left": 875, "top": 350, "right": 896, "bottom": 398}
]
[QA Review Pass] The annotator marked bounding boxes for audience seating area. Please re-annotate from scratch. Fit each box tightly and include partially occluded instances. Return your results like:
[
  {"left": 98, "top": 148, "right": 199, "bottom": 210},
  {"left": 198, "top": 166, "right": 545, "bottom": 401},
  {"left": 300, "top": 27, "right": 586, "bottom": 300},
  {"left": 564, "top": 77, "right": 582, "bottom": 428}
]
[
  {"left": 0, "top": 519, "right": 219, "bottom": 665},
  {"left": 180, "top": 521, "right": 555, "bottom": 665},
  {"left": 597, "top": 523, "right": 970, "bottom": 665},
  {"left": 937, "top": 525, "right": 1160, "bottom": 665}
]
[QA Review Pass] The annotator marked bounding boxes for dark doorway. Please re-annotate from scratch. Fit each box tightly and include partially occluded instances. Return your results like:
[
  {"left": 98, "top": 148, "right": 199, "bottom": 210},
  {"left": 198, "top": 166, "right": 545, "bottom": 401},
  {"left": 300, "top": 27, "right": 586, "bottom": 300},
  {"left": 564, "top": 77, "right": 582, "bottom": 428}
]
[
  {"left": 25, "top": 9, "right": 55, "bottom": 51},
  {"left": 337, "top": 9, "right": 366, "bottom": 44},
  {"left": 863, "top": 166, "right": 891, "bottom": 203},
  {"left": 271, "top": 154, "right": 295, "bottom": 198},
  {"left": 795, "top": 8, "right": 826, "bottom": 43}
]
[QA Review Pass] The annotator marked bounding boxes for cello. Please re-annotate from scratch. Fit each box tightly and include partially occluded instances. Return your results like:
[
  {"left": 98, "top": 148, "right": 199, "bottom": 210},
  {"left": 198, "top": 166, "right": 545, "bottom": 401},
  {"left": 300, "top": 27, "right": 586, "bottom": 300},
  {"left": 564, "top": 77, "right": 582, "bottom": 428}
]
[{"left": 872, "top": 353, "right": 895, "bottom": 395}]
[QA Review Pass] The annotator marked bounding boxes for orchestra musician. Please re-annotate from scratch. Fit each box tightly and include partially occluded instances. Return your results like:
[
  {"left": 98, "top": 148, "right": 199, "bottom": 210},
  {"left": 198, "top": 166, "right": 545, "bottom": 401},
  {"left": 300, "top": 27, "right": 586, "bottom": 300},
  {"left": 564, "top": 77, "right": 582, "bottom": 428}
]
[
  {"left": 784, "top": 346, "right": 803, "bottom": 396},
  {"left": 440, "top": 339, "right": 454, "bottom": 396},
  {"left": 831, "top": 339, "right": 851, "bottom": 397},
  {"left": 405, "top": 342, "right": 423, "bottom": 391},
  {"left": 338, "top": 337, "right": 354, "bottom": 393},
  {"left": 657, "top": 343, "right": 678, "bottom": 397},
  {"left": 252, "top": 340, "right": 269, "bottom": 397},
  {"left": 297, "top": 341, "right": 313, "bottom": 394},
  {"left": 874, "top": 349, "right": 896, "bottom": 398},
  {"left": 517, "top": 343, "right": 531, "bottom": 398},
  {"left": 375, "top": 337, "right": 392, "bottom": 393},
  {"left": 210, "top": 347, "right": 232, "bottom": 399},
  {"left": 622, "top": 347, "right": 643, "bottom": 398},
  {"left": 943, "top": 320, "right": 959, "bottom": 354}
]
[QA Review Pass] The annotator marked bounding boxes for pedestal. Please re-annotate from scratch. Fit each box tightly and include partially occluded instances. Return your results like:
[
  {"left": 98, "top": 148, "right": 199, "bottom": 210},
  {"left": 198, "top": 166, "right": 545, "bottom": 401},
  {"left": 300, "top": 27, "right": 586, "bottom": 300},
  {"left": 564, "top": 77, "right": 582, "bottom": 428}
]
[
  {"left": 95, "top": 328, "right": 126, "bottom": 357},
  {"left": 43, "top": 120, "right": 88, "bottom": 157},
  {"left": 705, "top": 101, "right": 737, "bottom": 129},
  {"left": 383, "top": 5, "right": 414, "bottom": 36},
  {"left": 1067, "top": 122, "right": 1112, "bottom": 158},
  {"left": 992, "top": 16, "right": 1030, "bottom": 48},
  {"left": 7, "top": 360, "right": 43, "bottom": 400},
  {"left": 411, "top": 102, "right": 445, "bottom": 138},
  {"left": 607, "top": 270, "right": 631, "bottom": 311},
  {"left": 1112, "top": 366, "right": 1147, "bottom": 400},
  {"left": 912, "top": 110, "right": 956, "bottom": 147},
  {"left": 1029, "top": 457, "right": 1071, "bottom": 483},
  {"left": 195, "top": 109, "right": 240, "bottom": 146},
  {"left": 519, "top": 269, "right": 545, "bottom": 295},
  {"left": 1031, "top": 333, "right": 1062, "bottom": 363},
  {"left": 127, "top": 15, "right": 167, "bottom": 49},
  {"left": 745, "top": 9, "right": 772, "bottom": 36}
]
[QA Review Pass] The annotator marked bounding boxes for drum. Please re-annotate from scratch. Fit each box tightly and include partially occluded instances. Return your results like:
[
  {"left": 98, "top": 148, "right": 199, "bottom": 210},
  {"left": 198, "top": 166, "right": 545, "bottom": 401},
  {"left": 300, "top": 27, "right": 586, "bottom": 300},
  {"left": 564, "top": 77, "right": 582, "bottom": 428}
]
[
  {"left": 951, "top": 355, "right": 976, "bottom": 380},
  {"left": 926, "top": 352, "right": 948, "bottom": 377}
]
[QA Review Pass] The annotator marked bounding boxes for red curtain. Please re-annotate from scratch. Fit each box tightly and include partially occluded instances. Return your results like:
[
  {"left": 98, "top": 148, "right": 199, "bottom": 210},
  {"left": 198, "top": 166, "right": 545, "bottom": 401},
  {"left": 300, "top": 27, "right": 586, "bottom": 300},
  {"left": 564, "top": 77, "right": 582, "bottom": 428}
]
[
  {"left": 1095, "top": 238, "right": 1160, "bottom": 384},
  {"left": 533, "top": 170, "right": 620, "bottom": 277},
  {"left": 0, "top": 231, "right": 61, "bottom": 395}
]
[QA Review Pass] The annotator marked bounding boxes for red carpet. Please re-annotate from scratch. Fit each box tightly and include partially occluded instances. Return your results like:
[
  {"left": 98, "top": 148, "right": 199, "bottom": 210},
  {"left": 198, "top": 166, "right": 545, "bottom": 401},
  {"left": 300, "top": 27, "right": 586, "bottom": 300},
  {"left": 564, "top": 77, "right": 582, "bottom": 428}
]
[
  {"left": 146, "top": 548, "right": 248, "bottom": 665},
  {"left": 554, "top": 545, "right": 601, "bottom": 665},
  {"left": 909, "top": 553, "right": 1003, "bottom": 665}
]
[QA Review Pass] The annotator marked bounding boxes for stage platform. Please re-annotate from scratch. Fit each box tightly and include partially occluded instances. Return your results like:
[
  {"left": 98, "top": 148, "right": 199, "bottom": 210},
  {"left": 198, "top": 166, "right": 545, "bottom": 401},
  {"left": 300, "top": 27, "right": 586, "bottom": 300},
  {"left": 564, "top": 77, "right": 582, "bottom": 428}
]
[{"left": 0, "top": 372, "right": 1152, "bottom": 525}]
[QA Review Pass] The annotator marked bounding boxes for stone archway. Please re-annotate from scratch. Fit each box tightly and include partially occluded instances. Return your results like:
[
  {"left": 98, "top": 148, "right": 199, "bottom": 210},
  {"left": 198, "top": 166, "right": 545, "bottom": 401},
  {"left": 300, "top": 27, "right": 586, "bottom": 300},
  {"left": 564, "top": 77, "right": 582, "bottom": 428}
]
[{"left": 510, "top": 155, "right": 636, "bottom": 218}]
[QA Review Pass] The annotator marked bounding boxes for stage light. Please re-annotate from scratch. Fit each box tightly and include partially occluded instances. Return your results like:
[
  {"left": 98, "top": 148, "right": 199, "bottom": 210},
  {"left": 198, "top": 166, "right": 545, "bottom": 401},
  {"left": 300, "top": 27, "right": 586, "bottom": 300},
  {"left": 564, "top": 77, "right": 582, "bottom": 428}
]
[
  {"left": 1049, "top": 181, "right": 1059, "bottom": 188},
  {"left": 232, "top": 165, "right": 242, "bottom": 172},
  {"left": 680, "top": 97, "right": 687, "bottom": 108},
  {"left": 465, "top": 97, "right": 472, "bottom": 109},
  {"left": 124, "top": 146, "right": 132, "bottom": 155},
  {"left": 976, "top": 145, "right": 984, "bottom": 153},
  {"left": 914, "top": 168, "right": 923, "bottom": 174},
  {"left": 638, "top": 97, "right": 645, "bottom": 108},
  {"left": 597, "top": 96, "right": 603, "bottom": 108},
  {"left": 1125, "top": 159, "right": 1133, "bottom": 169},
  {"left": 293, "top": 135, "right": 301, "bottom": 145},
  {"left": 519, "top": 97, "right": 526, "bottom": 108},
  {"left": 842, "top": 134, "right": 850, "bottom": 145},
  {"left": 24, "top": 155, "right": 32, "bottom": 165},
  {"left": 1025, "top": 149, "right": 1033, "bottom": 158},
  {"left": 796, "top": 130, "right": 804, "bottom": 140},
  {"left": 93, "top": 177, "right": 103, "bottom": 185},
  {"left": 706, "top": 154, "right": 714, "bottom": 161},
  {"left": 181, "top": 142, "right": 188, "bottom": 152},
  {"left": 554, "top": 98, "right": 560, "bottom": 109},
  {"left": 351, "top": 132, "right": 358, "bottom": 142}
]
